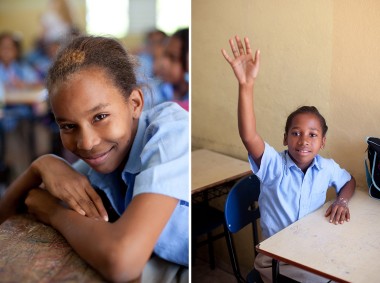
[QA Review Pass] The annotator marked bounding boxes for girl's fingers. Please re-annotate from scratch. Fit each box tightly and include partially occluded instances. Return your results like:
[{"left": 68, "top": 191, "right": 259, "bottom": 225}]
[
  {"left": 346, "top": 209, "right": 350, "bottom": 222},
  {"left": 229, "top": 38, "right": 239, "bottom": 58},
  {"left": 244, "top": 37, "right": 252, "bottom": 54},
  {"left": 221, "top": 49, "right": 233, "bottom": 64},
  {"left": 86, "top": 187, "right": 109, "bottom": 222},
  {"left": 65, "top": 198, "right": 86, "bottom": 216},
  {"left": 235, "top": 36, "right": 245, "bottom": 55}
]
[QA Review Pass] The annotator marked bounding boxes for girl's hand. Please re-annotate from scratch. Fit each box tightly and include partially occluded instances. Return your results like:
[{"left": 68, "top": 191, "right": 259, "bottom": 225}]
[
  {"left": 25, "top": 188, "right": 61, "bottom": 225},
  {"left": 221, "top": 36, "right": 260, "bottom": 85},
  {"left": 325, "top": 197, "right": 350, "bottom": 225},
  {"left": 33, "top": 155, "right": 108, "bottom": 222}
]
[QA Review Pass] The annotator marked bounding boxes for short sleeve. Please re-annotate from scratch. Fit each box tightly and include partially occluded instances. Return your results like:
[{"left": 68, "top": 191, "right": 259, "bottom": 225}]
[
  {"left": 328, "top": 159, "right": 352, "bottom": 193},
  {"left": 248, "top": 142, "right": 284, "bottom": 184},
  {"left": 133, "top": 108, "right": 189, "bottom": 202}
]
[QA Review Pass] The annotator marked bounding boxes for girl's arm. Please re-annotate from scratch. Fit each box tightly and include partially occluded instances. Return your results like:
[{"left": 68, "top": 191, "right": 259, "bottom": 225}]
[
  {"left": 222, "top": 36, "right": 265, "bottom": 166},
  {"left": 0, "top": 154, "right": 108, "bottom": 224},
  {"left": 25, "top": 189, "right": 178, "bottom": 282},
  {"left": 325, "top": 176, "right": 356, "bottom": 224}
]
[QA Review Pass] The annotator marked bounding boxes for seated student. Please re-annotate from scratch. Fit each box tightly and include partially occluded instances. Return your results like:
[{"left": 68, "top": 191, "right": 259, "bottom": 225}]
[
  {"left": 0, "top": 32, "right": 42, "bottom": 90},
  {"left": 0, "top": 32, "right": 43, "bottom": 131},
  {"left": 156, "top": 28, "right": 189, "bottom": 111},
  {"left": 0, "top": 35, "right": 189, "bottom": 283},
  {"left": 222, "top": 36, "right": 355, "bottom": 282}
]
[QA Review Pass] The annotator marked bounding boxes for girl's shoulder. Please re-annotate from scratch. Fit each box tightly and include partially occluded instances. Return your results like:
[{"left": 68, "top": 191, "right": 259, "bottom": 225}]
[{"left": 144, "top": 102, "right": 188, "bottom": 122}]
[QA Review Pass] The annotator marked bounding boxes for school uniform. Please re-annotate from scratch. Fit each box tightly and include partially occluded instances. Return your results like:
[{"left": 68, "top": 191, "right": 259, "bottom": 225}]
[
  {"left": 249, "top": 142, "right": 351, "bottom": 283},
  {"left": 0, "top": 61, "right": 40, "bottom": 131},
  {"left": 73, "top": 102, "right": 189, "bottom": 282}
]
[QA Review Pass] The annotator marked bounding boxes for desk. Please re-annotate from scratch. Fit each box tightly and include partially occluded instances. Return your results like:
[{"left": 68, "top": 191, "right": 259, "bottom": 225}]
[
  {"left": 256, "top": 190, "right": 380, "bottom": 283},
  {"left": 4, "top": 88, "right": 47, "bottom": 105},
  {"left": 191, "top": 149, "right": 251, "bottom": 198},
  {"left": 191, "top": 149, "right": 251, "bottom": 269},
  {"left": 2, "top": 88, "right": 48, "bottom": 163},
  {"left": 0, "top": 214, "right": 104, "bottom": 282}
]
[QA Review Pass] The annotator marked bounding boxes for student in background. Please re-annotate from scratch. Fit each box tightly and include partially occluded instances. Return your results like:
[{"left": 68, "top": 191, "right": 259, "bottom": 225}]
[
  {"left": 0, "top": 32, "right": 41, "bottom": 90},
  {"left": 222, "top": 36, "right": 355, "bottom": 282},
  {"left": 0, "top": 32, "right": 43, "bottom": 131},
  {"left": 157, "top": 28, "right": 189, "bottom": 111},
  {"left": 0, "top": 35, "right": 189, "bottom": 283}
]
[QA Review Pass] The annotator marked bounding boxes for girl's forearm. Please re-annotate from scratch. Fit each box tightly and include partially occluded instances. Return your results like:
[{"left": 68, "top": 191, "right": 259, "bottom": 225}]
[
  {"left": 50, "top": 208, "right": 143, "bottom": 282},
  {"left": 0, "top": 166, "right": 42, "bottom": 223},
  {"left": 238, "top": 83, "right": 256, "bottom": 145},
  {"left": 338, "top": 176, "right": 356, "bottom": 202}
]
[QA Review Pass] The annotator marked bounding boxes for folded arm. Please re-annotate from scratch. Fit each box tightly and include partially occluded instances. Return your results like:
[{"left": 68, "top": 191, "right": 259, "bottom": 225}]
[
  {"left": 25, "top": 189, "right": 178, "bottom": 282},
  {"left": 0, "top": 154, "right": 107, "bottom": 224}
]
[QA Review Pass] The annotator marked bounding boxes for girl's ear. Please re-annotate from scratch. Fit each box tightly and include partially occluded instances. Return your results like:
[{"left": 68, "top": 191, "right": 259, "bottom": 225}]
[
  {"left": 283, "top": 133, "right": 288, "bottom": 146},
  {"left": 129, "top": 89, "right": 144, "bottom": 119},
  {"left": 321, "top": 136, "right": 326, "bottom": 149}
]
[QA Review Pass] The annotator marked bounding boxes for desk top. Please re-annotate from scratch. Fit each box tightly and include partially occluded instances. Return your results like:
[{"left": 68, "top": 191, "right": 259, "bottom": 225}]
[
  {"left": 256, "top": 190, "right": 380, "bottom": 282},
  {"left": 191, "top": 149, "right": 251, "bottom": 194},
  {"left": 5, "top": 88, "right": 47, "bottom": 105},
  {"left": 0, "top": 214, "right": 104, "bottom": 282}
]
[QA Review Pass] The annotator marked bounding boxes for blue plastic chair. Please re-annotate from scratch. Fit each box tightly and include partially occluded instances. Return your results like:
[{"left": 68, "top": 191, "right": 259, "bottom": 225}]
[
  {"left": 225, "top": 174, "right": 299, "bottom": 283},
  {"left": 224, "top": 174, "right": 262, "bottom": 283}
]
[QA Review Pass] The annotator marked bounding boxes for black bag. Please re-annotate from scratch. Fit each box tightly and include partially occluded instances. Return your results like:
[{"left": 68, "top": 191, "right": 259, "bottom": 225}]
[{"left": 365, "top": 137, "right": 380, "bottom": 200}]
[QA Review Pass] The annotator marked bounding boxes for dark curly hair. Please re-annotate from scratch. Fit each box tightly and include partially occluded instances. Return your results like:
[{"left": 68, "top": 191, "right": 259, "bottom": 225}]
[{"left": 46, "top": 35, "right": 140, "bottom": 101}]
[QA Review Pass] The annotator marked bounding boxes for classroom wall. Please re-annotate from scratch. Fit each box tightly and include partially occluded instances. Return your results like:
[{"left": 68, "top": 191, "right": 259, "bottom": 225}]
[
  {"left": 192, "top": 0, "right": 380, "bottom": 272},
  {"left": 0, "top": 0, "right": 86, "bottom": 54}
]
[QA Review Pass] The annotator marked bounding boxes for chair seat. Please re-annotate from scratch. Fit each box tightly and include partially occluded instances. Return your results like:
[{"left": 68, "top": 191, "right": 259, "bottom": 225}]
[{"left": 192, "top": 203, "right": 225, "bottom": 236}]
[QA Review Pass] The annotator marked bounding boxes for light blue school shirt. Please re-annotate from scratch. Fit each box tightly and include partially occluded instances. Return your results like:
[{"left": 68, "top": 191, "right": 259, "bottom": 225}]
[
  {"left": 73, "top": 102, "right": 189, "bottom": 266},
  {"left": 249, "top": 142, "right": 351, "bottom": 240}
]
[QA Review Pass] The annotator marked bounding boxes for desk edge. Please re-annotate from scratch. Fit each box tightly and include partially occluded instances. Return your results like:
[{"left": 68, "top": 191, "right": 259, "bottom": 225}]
[{"left": 256, "top": 244, "right": 350, "bottom": 283}]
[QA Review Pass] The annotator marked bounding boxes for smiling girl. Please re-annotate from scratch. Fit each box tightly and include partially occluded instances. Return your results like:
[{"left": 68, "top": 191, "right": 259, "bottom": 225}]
[
  {"left": 0, "top": 36, "right": 189, "bottom": 282},
  {"left": 222, "top": 36, "right": 355, "bottom": 282}
]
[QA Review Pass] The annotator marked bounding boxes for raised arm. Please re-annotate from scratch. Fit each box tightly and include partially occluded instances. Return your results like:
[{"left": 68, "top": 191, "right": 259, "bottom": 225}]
[
  {"left": 221, "top": 36, "right": 265, "bottom": 165},
  {"left": 25, "top": 189, "right": 178, "bottom": 282},
  {"left": 0, "top": 154, "right": 108, "bottom": 224}
]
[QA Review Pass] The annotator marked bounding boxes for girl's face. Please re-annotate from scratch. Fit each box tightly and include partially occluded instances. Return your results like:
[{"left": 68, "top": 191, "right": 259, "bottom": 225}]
[
  {"left": 283, "top": 113, "right": 326, "bottom": 172},
  {"left": 160, "top": 37, "right": 185, "bottom": 84},
  {"left": 0, "top": 36, "right": 17, "bottom": 66},
  {"left": 50, "top": 67, "right": 143, "bottom": 174}
]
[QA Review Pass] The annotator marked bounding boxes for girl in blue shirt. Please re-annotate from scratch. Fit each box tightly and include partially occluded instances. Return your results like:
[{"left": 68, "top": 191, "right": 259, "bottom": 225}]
[
  {"left": 222, "top": 36, "right": 355, "bottom": 282},
  {"left": 0, "top": 36, "right": 189, "bottom": 282}
]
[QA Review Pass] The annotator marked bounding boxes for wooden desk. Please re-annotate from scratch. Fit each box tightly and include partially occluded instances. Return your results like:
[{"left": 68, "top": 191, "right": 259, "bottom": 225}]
[
  {"left": 256, "top": 190, "right": 380, "bottom": 283},
  {"left": 0, "top": 214, "right": 104, "bottom": 282},
  {"left": 191, "top": 149, "right": 251, "bottom": 195},
  {"left": 4, "top": 88, "right": 47, "bottom": 105},
  {"left": 2, "top": 88, "right": 48, "bottom": 163}
]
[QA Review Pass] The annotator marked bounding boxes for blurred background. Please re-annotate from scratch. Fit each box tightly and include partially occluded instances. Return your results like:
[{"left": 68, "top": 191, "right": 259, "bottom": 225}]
[{"left": 0, "top": 0, "right": 189, "bottom": 192}]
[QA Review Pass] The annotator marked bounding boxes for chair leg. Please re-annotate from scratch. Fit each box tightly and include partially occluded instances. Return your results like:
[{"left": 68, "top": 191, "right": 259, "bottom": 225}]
[
  {"left": 224, "top": 227, "right": 245, "bottom": 282},
  {"left": 272, "top": 259, "right": 279, "bottom": 283},
  {"left": 207, "top": 231, "right": 216, "bottom": 269}
]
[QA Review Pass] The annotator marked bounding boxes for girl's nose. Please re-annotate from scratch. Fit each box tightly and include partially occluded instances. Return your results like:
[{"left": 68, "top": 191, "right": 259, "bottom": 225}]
[
  {"left": 76, "top": 128, "right": 100, "bottom": 151},
  {"left": 298, "top": 136, "right": 310, "bottom": 145}
]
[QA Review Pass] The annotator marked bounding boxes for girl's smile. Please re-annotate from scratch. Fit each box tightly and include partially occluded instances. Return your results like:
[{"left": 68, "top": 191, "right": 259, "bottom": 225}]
[{"left": 50, "top": 67, "right": 142, "bottom": 174}]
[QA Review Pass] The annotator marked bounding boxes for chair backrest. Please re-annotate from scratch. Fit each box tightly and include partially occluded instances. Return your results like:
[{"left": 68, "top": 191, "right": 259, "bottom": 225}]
[{"left": 225, "top": 174, "right": 261, "bottom": 234}]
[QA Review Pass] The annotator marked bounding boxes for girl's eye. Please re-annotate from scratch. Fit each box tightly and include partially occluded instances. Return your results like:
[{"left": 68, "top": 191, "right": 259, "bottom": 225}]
[
  {"left": 94, "top": 113, "right": 108, "bottom": 122},
  {"left": 291, "top": 132, "right": 300, "bottom": 136},
  {"left": 59, "top": 124, "right": 75, "bottom": 131},
  {"left": 310, "top": 133, "right": 318, "bottom": 138}
]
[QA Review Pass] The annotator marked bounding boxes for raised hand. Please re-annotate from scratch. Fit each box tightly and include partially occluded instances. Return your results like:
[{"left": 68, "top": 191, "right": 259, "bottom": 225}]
[{"left": 221, "top": 36, "right": 260, "bottom": 85}]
